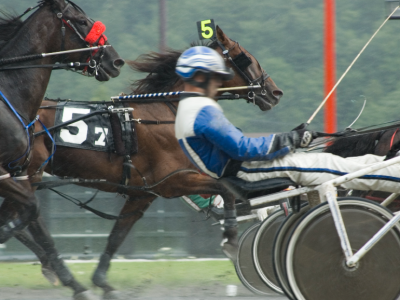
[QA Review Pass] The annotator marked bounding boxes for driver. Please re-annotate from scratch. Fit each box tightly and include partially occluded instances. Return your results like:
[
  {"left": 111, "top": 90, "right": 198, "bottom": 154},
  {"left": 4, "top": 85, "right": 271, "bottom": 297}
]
[{"left": 174, "top": 46, "right": 400, "bottom": 196}]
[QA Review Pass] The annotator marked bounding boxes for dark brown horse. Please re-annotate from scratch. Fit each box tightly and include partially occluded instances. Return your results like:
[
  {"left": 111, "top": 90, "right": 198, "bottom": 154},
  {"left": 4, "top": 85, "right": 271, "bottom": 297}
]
[
  {"left": 325, "top": 127, "right": 400, "bottom": 210},
  {"left": 0, "top": 1, "right": 123, "bottom": 299},
  {"left": 22, "top": 26, "right": 282, "bottom": 298}
]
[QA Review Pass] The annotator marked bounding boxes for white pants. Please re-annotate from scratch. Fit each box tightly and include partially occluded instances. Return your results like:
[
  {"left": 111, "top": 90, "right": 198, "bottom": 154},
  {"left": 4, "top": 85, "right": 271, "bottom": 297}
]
[{"left": 236, "top": 153, "right": 400, "bottom": 194}]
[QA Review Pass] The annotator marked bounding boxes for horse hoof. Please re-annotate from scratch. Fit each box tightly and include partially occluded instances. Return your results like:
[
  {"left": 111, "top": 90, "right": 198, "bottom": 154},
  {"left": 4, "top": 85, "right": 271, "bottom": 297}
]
[
  {"left": 222, "top": 241, "right": 238, "bottom": 265},
  {"left": 103, "top": 291, "right": 121, "bottom": 300},
  {"left": 41, "top": 267, "right": 59, "bottom": 286},
  {"left": 74, "top": 290, "right": 100, "bottom": 300}
]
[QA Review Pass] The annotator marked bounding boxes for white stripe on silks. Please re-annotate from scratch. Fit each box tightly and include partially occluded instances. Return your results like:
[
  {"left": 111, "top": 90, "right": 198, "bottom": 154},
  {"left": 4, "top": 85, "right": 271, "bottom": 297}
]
[
  {"left": 266, "top": 134, "right": 275, "bottom": 154},
  {"left": 0, "top": 173, "right": 10, "bottom": 181},
  {"left": 182, "top": 138, "right": 218, "bottom": 178},
  {"left": 237, "top": 153, "right": 400, "bottom": 194}
]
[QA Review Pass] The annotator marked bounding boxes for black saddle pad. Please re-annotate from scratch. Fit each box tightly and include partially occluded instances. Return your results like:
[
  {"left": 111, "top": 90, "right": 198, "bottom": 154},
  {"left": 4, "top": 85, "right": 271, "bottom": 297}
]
[
  {"left": 219, "top": 176, "right": 295, "bottom": 200},
  {"left": 53, "top": 101, "right": 137, "bottom": 155}
]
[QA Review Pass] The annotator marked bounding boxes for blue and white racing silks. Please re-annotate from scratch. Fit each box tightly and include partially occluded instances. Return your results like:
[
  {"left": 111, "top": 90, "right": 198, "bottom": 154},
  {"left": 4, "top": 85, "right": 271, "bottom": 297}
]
[{"left": 175, "top": 95, "right": 300, "bottom": 178}]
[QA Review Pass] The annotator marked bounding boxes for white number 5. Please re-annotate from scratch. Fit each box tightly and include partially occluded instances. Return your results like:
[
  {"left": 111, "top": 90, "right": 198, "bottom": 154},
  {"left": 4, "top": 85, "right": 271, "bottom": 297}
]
[{"left": 60, "top": 107, "right": 90, "bottom": 144}]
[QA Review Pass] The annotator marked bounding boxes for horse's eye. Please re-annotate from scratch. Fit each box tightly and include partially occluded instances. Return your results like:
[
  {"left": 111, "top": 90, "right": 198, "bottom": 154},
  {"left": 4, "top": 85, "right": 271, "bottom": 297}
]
[{"left": 79, "top": 20, "right": 88, "bottom": 26}]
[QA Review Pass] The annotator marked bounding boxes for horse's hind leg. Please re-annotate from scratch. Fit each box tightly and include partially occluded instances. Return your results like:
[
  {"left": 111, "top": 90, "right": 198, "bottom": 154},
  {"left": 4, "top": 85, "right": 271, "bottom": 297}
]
[
  {"left": 14, "top": 229, "right": 59, "bottom": 285},
  {"left": 0, "top": 175, "right": 38, "bottom": 243},
  {"left": 92, "top": 196, "right": 154, "bottom": 298},
  {"left": 219, "top": 190, "right": 238, "bottom": 263},
  {"left": 28, "top": 216, "right": 99, "bottom": 300}
]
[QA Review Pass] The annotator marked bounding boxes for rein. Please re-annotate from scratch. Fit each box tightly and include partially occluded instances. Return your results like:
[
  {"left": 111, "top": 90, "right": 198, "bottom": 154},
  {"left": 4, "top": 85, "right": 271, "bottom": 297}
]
[{"left": 0, "top": 48, "right": 108, "bottom": 72}]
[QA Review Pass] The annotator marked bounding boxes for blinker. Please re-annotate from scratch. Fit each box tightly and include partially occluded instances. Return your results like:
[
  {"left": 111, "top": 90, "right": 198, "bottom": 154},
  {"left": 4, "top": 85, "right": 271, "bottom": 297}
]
[
  {"left": 232, "top": 52, "right": 252, "bottom": 70},
  {"left": 85, "top": 21, "right": 107, "bottom": 45}
]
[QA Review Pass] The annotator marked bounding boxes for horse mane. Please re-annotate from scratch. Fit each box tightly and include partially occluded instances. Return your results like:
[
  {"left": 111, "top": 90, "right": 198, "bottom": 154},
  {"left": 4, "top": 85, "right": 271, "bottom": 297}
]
[
  {"left": 0, "top": 10, "right": 23, "bottom": 50},
  {"left": 0, "top": 0, "right": 55, "bottom": 51},
  {"left": 324, "top": 132, "right": 379, "bottom": 157},
  {"left": 127, "top": 40, "right": 218, "bottom": 94},
  {"left": 0, "top": 0, "right": 86, "bottom": 51}
]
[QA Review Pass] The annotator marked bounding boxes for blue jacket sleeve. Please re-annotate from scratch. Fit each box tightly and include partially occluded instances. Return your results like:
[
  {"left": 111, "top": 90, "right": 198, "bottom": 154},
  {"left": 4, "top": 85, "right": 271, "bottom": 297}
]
[{"left": 193, "top": 105, "right": 300, "bottom": 161}]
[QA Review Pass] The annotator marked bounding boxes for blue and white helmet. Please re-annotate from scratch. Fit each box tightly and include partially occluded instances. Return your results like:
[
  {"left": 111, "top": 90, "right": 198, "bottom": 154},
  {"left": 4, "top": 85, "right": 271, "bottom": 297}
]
[{"left": 176, "top": 46, "right": 234, "bottom": 81}]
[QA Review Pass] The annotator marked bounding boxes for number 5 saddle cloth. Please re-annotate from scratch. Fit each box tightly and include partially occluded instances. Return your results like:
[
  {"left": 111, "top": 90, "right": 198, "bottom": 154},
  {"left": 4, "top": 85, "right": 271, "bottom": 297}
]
[{"left": 53, "top": 101, "right": 137, "bottom": 156}]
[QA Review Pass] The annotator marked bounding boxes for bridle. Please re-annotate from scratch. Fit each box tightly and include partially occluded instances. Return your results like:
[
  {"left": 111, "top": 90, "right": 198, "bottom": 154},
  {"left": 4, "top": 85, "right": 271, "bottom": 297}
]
[
  {"left": 214, "top": 39, "right": 270, "bottom": 103},
  {"left": 52, "top": 0, "right": 108, "bottom": 76},
  {"left": 0, "top": 1, "right": 107, "bottom": 76}
]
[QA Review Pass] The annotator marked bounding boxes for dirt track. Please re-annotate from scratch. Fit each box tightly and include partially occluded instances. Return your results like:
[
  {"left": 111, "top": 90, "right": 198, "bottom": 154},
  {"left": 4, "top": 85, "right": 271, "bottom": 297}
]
[{"left": 0, "top": 285, "right": 288, "bottom": 300}]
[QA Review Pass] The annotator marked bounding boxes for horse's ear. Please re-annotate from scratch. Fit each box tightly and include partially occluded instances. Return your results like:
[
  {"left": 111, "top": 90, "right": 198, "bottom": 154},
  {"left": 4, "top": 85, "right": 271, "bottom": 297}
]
[{"left": 216, "top": 25, "right": 229, "bottom": 43}]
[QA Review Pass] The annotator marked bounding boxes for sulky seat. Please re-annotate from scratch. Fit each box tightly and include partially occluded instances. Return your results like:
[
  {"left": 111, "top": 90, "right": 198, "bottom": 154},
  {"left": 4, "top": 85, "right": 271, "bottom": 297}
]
[{"left": 219, "top": 176, "right": 296, "bottom": 201}]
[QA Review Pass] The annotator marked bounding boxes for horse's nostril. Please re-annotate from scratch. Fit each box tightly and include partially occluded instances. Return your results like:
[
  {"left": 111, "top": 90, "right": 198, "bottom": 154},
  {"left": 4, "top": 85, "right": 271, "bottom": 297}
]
[
  {"left": 273, "top": 90, "right": 283, "bottom": 99},
  {"left": 113, "top": 58, "right": 125, "bottom": 69}
]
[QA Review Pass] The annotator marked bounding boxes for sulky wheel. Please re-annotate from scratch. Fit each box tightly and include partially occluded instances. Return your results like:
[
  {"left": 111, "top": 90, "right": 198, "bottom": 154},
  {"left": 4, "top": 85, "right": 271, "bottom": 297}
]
[
  {"left": 272, "top": 204, "right": 310, "bottom": 299},
  {"left": 235, "top": 222, "right": 277, "bottom": 296},
  {"left": 252, "top": 209, "right": 287, "bottom": 294},
  {"left": 286, "top": 197, "right": 400, "bottom": 300}
]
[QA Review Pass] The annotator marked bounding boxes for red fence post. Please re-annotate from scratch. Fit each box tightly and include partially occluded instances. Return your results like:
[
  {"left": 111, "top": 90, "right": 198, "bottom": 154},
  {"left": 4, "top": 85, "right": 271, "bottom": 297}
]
[{"left": 324, "top": 0, "right": 336, "bottom": 133}]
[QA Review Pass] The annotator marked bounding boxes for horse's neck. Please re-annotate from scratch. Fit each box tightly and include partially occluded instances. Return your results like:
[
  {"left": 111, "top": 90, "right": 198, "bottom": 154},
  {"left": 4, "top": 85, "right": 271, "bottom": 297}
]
[{"left": 0, "top": 9, "right": 58, "bottom": 122}]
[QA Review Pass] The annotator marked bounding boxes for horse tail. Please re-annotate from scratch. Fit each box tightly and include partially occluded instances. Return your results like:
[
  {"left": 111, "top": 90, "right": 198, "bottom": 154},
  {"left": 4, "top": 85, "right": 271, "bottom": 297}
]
[{"left": 324, "top": 132, "right": 379, "bottom": 158}]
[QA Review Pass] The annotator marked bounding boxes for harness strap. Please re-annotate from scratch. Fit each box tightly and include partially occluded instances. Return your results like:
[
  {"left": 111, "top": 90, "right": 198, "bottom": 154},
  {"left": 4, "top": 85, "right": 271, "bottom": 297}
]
[
  {"left": 164, "top": 101, "right": 177, "bottom": 116},
  {"left": 0, "top": 174, "right": 11, "bottom": 181},
  {"left": 134, "top": 119, "right": 175, "bottom": 125},
  {"left": 35, "top": 119, "right": 56, "bottom": 174},
  {"left": 48, "top": 188, "right": 142, "bottom": 220},
  {"left": 0, "top": 90, "right": 36, "bottom": 170}
]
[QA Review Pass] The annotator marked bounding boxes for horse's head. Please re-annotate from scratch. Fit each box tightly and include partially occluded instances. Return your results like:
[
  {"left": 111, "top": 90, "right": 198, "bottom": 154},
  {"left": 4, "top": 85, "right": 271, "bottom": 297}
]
[
  {"left": 40, "top": 0, "right": 124, "bottom": 81},
  {"left": 213, "top": 26, "right": 282, "bottom": 111}
]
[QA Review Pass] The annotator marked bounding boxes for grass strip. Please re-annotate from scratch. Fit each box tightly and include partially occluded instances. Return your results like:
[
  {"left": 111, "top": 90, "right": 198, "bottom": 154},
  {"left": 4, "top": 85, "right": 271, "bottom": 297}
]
[{"left": 0, "top": 260, "right": 239, "bottom": 290}]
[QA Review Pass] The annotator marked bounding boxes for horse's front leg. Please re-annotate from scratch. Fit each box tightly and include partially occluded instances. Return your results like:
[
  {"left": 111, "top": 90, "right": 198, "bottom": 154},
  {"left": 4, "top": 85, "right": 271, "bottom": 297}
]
[
  {"left": 92, "top": 195, "right": 155, "bottom": 299},
  {"left": 0, "top": 171, "right": 38, "bottom": 243},
  {"left": 13, "top": 228, "right": 59, "bottom": 286},
  {"left": 28, "top": 215, "right": 99, "bottom": 300}
]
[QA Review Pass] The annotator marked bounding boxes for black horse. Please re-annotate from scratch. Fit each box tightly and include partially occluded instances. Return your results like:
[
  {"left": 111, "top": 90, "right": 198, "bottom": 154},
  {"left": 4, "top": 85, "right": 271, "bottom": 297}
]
[
  {"left": 0, "top": 1, "right": 123, "bottom": 299},
  {"left": 325, "top": 128, "right": 400, "bottom": 210}
]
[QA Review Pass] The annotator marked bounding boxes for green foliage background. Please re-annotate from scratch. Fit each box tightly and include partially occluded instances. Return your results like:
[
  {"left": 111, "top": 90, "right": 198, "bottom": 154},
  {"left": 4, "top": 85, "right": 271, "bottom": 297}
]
[{"left": 2, "top": 0, "right": 400, "bottom": 133}]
